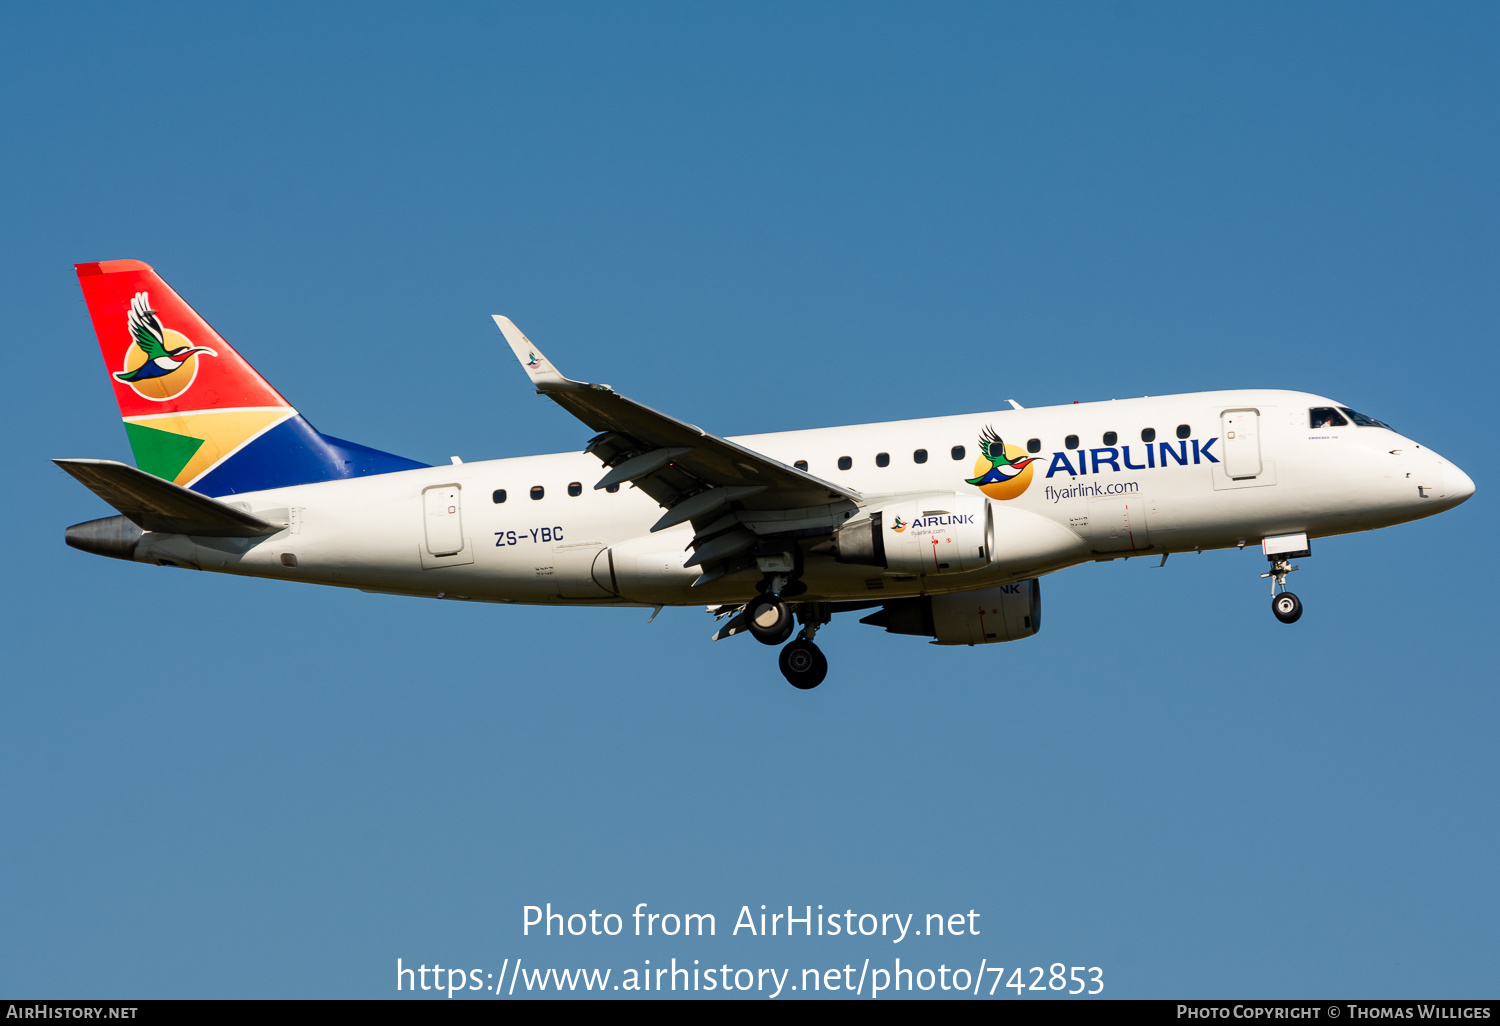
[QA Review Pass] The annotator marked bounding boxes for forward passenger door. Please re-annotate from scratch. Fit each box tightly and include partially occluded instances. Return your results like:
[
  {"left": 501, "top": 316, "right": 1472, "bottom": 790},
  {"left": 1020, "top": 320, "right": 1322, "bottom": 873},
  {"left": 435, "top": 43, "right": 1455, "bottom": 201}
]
[{"left": 1221, "top": 409, "right": 1263, "bottom": 480}]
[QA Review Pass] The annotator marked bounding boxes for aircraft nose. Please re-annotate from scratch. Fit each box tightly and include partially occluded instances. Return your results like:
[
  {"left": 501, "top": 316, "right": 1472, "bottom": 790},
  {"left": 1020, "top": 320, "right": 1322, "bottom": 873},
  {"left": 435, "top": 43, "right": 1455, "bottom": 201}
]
[{"left": 1444, "top": 461, "right": 1476, "bottom": 505}]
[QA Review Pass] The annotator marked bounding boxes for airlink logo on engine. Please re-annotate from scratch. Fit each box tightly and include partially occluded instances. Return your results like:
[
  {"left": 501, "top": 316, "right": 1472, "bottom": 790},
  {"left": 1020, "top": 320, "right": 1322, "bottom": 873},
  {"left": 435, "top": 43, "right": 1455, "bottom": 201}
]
[{"left": 897, "top": 514, "right": 976, "bottom": 531}]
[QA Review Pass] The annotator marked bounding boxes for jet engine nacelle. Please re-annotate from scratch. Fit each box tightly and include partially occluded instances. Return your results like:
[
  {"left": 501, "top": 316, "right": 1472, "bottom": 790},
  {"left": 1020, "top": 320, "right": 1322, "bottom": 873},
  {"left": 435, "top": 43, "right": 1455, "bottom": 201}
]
[
  {"left": 860, "top": 579, "right": 1042, "bottom": 645},
  {"left": 832, "top": 493, "right": 993, "bottom": 576}
]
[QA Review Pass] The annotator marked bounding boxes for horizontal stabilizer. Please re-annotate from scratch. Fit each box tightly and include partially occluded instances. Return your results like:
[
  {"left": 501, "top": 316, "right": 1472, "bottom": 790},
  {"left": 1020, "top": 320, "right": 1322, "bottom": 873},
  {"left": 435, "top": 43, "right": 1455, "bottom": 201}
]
[{"left": 53, "top": 459, "right": 281, "bottom": 538}]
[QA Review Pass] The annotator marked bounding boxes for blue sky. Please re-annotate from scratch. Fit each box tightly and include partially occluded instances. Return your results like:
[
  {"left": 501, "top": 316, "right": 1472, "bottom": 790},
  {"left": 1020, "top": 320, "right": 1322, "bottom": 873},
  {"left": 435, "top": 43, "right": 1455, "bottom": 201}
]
[{"left": 2, "top": 2, "right": 1495, "bottom": 998}]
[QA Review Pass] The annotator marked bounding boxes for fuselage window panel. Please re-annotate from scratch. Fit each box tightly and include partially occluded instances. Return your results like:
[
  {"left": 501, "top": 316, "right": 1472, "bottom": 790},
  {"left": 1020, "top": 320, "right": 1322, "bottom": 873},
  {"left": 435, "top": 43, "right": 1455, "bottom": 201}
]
[
  {"left": 567, "top": 482, "right": 582, "bottom": 497},
  {"left": 1065, "top": 435, "right": 1079, "bottom": 450},
  {"left": 1141, "top": 427, "right": 1156, "bottom": 443},
  {"left": 1027, "top": 438, "right": 1041, "bottom": 453},
  {"left": 838, "top": 456, "right": 852, "bottom": 471},
  {"left": 1103, "top": 431, "right": 1117, "bottom": 446},
  {"left": 875, "top": 452, "right": 890, "bottom": 467},
  {"left": 951, "top": 445, "right": 966, "bottom": 461},
  {"left": 605, "top": 483, "right": 620, "bottom": 493},
  {"left": 1310, "top": 407, "right": 1349, "bottom": 428},
  {"left": 492, "top": 489, "right": 507, "bottom": 504},
  {"left": 530, "top": 486, "right": 544, "bottom": 500},
  {"left": 1176, "top": 424, "right": 1191, "bottom": 439},
  {"left": 1338, "top": 407, "right": 1391, "bottom": 429},
  {"left": 913, "top": 449, "right": 928, "bottom": 464},
  {"left": 794, "top": 460, "right": 808, "bottom": 471}
]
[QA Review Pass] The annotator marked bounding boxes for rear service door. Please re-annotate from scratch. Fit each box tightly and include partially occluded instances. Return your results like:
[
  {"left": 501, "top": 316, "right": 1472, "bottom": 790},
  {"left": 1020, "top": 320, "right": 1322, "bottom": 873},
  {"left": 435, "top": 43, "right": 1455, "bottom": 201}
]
[
  {"left": 423, "top": 485, "right": 464, "bottom": 557},
  {"left": 1221, "top": 409, "right": 1263, "bottom": 480}
]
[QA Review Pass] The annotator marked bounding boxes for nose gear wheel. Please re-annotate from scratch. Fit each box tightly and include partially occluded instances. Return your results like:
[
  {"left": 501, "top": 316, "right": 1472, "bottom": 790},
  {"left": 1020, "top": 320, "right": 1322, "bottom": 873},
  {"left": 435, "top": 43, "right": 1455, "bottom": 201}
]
[
  {"left": 1272, "top": 592, "right": 1303, "bottom": 623},
  {"left": 1262, "top": 556, "right": 1304, "bottom": 624}
]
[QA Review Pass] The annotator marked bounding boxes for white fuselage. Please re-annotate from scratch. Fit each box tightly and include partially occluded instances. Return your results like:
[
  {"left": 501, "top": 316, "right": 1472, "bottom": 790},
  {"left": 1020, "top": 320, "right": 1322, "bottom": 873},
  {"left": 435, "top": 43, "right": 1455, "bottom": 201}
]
[{"left": 139, "top": 390, "right": 1473, "bottom": 607}]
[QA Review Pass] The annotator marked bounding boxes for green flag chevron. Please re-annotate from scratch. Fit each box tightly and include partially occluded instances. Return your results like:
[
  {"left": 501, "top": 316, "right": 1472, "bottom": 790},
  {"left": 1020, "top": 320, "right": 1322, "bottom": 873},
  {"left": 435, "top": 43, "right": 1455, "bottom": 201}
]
[{"left": 123, "top": 421, "right": 206, "bottom": 483}]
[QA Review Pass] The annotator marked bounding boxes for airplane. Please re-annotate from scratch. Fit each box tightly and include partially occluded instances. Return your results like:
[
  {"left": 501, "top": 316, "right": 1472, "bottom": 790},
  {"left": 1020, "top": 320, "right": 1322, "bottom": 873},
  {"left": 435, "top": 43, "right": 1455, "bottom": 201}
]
[{"left": 58, "top": 260, "right": 1476, "bottom": 689}]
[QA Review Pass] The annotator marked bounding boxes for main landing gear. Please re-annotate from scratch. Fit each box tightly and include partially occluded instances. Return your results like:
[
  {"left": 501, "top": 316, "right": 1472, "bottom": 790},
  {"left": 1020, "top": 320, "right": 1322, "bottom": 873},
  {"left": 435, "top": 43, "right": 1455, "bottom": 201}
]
[
  {"left": 744, "top": 593, "right": 795, "bottom": 645},
  {"left": 777, "top": 604, "right": 831, "bottom": 689},
  {"left": 1262, "top": 556, "right": 1303, "bottom": 624},
  {"left": 779, "top": 639, "right": 828, "bottom": 690},
  {"left": 738, "top": 582, "right": 831, "bottom": 689}
]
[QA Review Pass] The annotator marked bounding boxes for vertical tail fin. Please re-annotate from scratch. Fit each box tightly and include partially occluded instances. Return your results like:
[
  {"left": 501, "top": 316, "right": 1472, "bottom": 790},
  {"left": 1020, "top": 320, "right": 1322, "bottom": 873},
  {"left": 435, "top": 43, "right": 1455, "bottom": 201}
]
[{"left": 75, "top": 260, "right": 427, "bottom": 496}]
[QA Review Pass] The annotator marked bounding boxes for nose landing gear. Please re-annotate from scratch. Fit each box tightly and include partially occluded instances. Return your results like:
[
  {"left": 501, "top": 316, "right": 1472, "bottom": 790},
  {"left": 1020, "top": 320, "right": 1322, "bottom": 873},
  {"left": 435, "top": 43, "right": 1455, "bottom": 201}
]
[
  {"left": 1259, "top": 533, "right": 1311, "bottom": 624},
  {"left": 1262, "top": 555, "right": 1303, "bottom": 624},
  {"left": 1271, "top": 591, "right": 1303, "bottom": 623}
]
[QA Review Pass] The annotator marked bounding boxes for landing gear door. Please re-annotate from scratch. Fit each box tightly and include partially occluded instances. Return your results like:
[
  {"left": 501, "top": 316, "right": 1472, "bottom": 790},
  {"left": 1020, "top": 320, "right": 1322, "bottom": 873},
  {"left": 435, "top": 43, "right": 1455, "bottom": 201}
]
[{"left": 1221, "top": 409, "right": 1262, "bottom": 480}]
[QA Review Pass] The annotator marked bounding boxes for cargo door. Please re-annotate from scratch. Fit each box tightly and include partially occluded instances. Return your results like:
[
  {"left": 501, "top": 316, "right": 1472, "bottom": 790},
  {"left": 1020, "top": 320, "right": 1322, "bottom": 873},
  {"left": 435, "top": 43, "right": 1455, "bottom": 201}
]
[
  {"left": 423, "top": 485, "right": 464, "bottom": 556},
  {"left": 1221, "top": 409, "right": 1263, "bottom": 480}
]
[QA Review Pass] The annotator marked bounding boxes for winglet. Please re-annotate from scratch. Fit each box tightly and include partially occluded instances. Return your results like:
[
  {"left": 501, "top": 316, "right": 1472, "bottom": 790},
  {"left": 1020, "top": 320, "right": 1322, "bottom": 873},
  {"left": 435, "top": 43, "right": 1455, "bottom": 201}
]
[{"left": 493, "top": 315, "right": 571, "bottom": 388}]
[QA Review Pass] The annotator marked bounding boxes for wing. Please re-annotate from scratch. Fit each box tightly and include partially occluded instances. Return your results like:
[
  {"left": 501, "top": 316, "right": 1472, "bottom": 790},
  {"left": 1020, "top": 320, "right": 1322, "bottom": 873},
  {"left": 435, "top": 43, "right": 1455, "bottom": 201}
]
[
  {"left": 128, "top": 292, "right": 169, "bottom": 359},
  {"left": 493, "top": 316, "right": 861, "bottom": 586}
]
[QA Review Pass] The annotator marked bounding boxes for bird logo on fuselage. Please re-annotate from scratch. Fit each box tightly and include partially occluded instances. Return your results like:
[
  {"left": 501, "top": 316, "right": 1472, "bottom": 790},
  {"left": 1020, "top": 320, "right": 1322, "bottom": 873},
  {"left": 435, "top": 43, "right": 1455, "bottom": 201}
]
[
  {"left": 113, "top": 292, "right": 217, "bottom": 401},
  {"left": 966, "top": 425, "right": 1039, "bottom": 501}
]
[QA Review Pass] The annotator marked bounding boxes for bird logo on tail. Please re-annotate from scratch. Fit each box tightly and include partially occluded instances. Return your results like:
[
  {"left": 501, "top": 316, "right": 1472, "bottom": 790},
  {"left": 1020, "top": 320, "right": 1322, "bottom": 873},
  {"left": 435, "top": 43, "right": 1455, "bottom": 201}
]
[
  {"left": 966, "top": 425, "right": 1039, "bottom": 501},
  {"left": 113, "top": 292, "right": 217, "bottom": 400}
]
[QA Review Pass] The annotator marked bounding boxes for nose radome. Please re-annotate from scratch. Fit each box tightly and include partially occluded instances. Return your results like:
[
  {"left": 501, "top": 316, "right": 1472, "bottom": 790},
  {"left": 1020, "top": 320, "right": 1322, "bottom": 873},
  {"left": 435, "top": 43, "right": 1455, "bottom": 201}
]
[{"left": 1443, "top": 462, "right": 1476, "bottom": 505}]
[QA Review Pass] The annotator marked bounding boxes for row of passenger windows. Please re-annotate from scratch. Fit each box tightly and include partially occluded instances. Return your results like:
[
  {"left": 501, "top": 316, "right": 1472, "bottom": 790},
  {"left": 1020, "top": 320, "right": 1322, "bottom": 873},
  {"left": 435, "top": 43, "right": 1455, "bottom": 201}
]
[
  {"left": 798, "top": 425, "right": 1196, "bottom": 471},
  {"left": 493, "top": 482, "right": 620, "bottom": 503},
  {"left": 481, "top": 409, "right": 1389, "bottom": 504}
]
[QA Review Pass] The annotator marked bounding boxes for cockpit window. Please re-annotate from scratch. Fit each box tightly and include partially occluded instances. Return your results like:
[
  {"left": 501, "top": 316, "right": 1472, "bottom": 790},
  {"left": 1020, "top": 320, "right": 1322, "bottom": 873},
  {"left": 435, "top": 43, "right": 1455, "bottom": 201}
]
[
  {"left": 1309, "top": 407, "right": 1348, "bottom": 429},
  {"left": 1338, "top": 407, "right": 1391, "bottom": 429}
]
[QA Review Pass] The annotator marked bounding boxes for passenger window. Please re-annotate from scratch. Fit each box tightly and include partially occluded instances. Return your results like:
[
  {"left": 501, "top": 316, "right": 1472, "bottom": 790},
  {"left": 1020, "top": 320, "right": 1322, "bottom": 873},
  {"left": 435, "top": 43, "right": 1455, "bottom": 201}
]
[
  {"left": 1065, "top": 435, "right": 1079, "bottom": 450},
  {"left": 492, "top": 489, "right": 507, "bottom": 504},
  {"left": 1309, "top": 407, "right": 1348, "bottom": 428},
  {"left": 1176, "top": 424, "right": 1191, "bottom": 439},
  {"left": 605, "top": 483, "right": 620, "bottom": 493},
  {"left": 794, "top": 460, "right": 808, "bottom": 471},
  {"left": 838, "top": 456, "right": 852, "bottom": 470},
  {"left": 951, "top": 445, "right": 966, "bottom": 461},
  {"left": 1103, "top": 431, "right": 1117, "bottom": 446},
  {"left": 530, "top": 486, "right": 544, "bottom": 500},
  {"left": 1338, "top": 407, "right": 1391, "bottom": 429},
  {"left": 1027, "top": 438, "right": 1041, "bottom": 453},
  {"left": 567, "top": 482, "right": 582, "bottom": 497},
  {"left": 913, "top": 449, "right": 928, "bottom": 464},
  {"left": 1141, "top": 427, "right": 1156, "bottom": 443},
  {"left": 875, "top": 452, "right": 890, "bottom": 468}
]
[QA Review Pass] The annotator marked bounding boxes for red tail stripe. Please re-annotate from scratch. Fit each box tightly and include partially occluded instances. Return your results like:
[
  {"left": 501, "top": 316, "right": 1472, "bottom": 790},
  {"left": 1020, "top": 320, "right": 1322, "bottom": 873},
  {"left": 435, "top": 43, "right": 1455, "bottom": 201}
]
[{"left": 76, "top": 260, "right": 293, "bottom": 418}]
